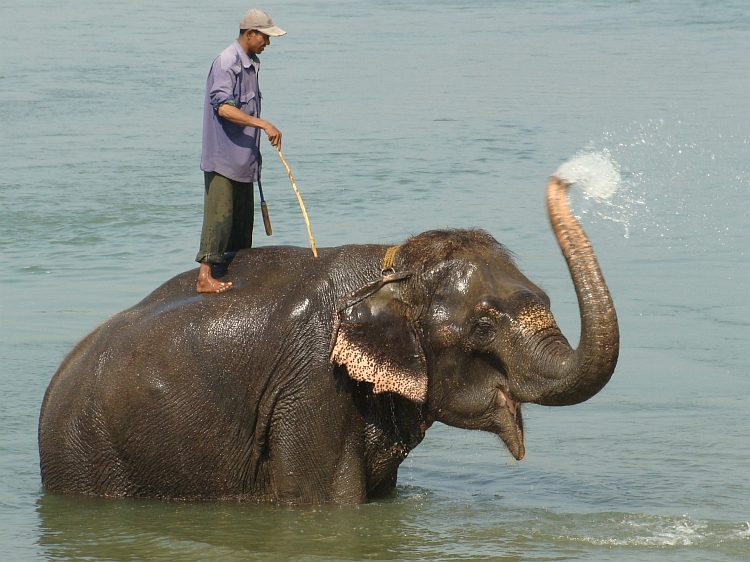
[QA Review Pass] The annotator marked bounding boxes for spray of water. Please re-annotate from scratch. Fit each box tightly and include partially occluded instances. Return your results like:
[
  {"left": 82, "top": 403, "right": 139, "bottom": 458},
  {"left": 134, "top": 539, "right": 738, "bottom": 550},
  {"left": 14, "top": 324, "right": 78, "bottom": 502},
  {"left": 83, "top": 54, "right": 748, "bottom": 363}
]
[
  {"left": 553, "top": 148, "right": 643, "bottom": 238},
  {"left": 555, "top": 149, "right": 621, "bottom": 202},
  {"left": 554, "top": 118, "right": 747, "bottom": 253}
]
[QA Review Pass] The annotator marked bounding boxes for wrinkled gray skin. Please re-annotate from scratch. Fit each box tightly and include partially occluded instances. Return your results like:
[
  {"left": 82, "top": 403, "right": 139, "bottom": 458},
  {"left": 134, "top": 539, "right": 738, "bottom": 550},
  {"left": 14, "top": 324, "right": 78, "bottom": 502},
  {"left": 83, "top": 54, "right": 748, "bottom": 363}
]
[{"left": 39, "top": 178, "right": 618, "bottom": 504}]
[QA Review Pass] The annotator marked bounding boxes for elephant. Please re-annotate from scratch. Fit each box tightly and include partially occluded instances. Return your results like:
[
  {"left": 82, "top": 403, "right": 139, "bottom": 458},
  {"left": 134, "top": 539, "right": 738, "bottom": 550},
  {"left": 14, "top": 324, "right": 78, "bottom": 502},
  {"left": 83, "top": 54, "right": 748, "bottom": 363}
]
[{"left": 38, "top": 177, "right": 619, "bottom": 504}]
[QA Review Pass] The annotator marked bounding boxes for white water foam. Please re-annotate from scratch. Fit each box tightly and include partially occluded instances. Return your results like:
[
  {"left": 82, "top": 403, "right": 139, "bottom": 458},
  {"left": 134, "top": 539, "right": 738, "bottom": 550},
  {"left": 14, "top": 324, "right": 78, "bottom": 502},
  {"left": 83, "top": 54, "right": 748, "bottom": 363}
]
[
  {"left": 553, "top": 148, "right": 641, "bottom": 237},
  {"left": 555, "top": 149, "right": 622, "bottom": 202},
  {"left": 562, "top": 118, "right": 749, "bottom": 250},
  {"left": 571, "top": 514, "right": 750, "bottom": 548}
]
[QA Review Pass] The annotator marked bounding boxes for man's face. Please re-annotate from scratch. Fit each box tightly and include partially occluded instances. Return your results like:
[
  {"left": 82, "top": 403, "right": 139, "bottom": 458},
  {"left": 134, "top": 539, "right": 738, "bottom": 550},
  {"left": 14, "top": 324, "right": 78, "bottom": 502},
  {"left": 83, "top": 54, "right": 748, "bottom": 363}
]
[{"left": 246, "top": 30, "right": 270, "bottom": 54}]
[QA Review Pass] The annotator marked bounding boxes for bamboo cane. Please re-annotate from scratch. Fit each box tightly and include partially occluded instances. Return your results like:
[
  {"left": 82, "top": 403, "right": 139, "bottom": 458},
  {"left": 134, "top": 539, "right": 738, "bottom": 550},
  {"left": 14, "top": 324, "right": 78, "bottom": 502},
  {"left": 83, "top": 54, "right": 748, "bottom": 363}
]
[{"left": 277, "top": 147, "right": 318, "bottom": 258}]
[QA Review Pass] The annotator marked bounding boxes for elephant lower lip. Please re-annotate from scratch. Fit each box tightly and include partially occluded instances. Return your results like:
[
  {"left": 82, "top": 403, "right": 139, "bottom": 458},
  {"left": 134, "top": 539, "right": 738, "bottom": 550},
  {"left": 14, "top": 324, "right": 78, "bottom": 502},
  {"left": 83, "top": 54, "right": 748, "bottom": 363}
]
[{"left": 496, "top": 389, "right": 525, "bottom": 460}]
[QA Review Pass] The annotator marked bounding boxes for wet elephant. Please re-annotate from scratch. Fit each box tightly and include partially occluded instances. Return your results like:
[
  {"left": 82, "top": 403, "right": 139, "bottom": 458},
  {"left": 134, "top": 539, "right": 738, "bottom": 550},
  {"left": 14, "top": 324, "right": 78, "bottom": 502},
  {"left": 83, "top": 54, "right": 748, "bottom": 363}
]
[{"left": 38, "top": 177, "right": 619, "bottom": 503}]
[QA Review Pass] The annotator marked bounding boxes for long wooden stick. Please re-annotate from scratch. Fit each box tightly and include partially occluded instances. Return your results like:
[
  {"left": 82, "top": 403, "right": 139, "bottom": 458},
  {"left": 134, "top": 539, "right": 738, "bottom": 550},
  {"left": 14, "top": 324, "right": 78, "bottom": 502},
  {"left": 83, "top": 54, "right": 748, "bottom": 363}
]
[{"left": 277, "top": 147, "right": 318, "bottom": 258}]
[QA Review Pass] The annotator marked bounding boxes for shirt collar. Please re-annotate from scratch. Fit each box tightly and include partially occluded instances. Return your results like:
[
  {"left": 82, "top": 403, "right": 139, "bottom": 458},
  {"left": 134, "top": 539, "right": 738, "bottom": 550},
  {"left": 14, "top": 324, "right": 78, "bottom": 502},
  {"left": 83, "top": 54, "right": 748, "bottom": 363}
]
[{"left": 233, "top": 40, "right": 259, "bottom": 70}]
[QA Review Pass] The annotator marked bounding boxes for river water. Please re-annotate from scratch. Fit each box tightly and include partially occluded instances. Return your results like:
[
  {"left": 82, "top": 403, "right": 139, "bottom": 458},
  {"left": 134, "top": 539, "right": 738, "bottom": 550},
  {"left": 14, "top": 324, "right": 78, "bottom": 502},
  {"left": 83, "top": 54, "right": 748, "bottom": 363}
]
[{"left": 1, "top": 0, "right": 748, "bottom": 560}]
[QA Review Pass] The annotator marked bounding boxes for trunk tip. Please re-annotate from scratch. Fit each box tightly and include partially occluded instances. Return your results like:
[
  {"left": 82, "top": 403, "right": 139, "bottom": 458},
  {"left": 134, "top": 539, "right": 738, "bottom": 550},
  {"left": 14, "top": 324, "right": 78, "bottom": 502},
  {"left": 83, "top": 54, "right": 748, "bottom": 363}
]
[{"left": 548, "top": 175, "right": 571, "bottom": 190}]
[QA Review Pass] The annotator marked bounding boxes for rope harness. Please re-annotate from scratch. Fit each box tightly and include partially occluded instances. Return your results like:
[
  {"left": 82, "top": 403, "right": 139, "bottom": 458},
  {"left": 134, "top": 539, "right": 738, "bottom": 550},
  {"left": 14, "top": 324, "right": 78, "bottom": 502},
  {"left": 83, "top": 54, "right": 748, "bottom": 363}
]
[{"left": 382, "top": 245, "right": 401, "bottom": 274}]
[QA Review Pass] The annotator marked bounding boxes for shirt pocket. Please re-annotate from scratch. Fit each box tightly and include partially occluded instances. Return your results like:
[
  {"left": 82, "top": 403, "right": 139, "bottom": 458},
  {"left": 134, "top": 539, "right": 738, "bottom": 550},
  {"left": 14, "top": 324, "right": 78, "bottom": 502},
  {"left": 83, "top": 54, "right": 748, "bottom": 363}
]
[{"left": 239, "top": 91, "right": 256, "bottom": 115}]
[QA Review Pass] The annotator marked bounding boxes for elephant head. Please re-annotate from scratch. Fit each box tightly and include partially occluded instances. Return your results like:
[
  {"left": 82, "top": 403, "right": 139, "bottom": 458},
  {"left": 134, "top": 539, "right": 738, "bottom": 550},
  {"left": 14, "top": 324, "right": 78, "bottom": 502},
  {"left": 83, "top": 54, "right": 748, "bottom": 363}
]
[{"left": 331, "top": 177, "right": 619, "bottom": 460}]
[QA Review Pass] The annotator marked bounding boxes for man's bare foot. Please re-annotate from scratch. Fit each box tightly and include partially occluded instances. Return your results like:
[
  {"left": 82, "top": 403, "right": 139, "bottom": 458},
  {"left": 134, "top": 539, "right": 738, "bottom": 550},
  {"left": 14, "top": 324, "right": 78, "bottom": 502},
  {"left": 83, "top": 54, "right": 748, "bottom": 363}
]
[{"left": 197, "top": 262, "right": 233, "bottom": 293}]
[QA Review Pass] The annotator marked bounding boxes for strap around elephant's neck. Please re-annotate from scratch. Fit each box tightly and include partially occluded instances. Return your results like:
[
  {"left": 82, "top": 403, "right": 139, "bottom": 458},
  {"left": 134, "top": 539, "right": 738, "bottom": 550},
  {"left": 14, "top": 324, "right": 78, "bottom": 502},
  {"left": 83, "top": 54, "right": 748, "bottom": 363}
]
[{"left": 382, "top": 245, "right": 401, "bottom": 274}]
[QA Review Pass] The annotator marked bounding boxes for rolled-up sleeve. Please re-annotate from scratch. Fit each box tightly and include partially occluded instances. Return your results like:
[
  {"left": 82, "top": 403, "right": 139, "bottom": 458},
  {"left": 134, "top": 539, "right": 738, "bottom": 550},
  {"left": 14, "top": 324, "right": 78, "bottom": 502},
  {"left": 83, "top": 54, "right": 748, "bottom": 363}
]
[{"left": 207, "top": 57, "right": 238, "bottom": 111}]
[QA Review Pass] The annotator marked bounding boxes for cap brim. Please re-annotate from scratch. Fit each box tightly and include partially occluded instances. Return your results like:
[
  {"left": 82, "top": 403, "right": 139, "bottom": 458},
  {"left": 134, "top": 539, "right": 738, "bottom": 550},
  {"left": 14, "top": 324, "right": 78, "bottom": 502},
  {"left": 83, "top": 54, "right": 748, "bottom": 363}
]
[{"left": 257, "top": 25, "right": 286, "bottom": 37}]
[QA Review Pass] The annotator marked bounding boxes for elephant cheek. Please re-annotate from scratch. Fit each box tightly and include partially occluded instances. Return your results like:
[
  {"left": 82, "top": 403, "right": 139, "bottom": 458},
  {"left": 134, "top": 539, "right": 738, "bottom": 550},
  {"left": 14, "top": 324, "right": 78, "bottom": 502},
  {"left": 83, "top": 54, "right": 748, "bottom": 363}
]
[
  {"left": 436, "top": 324, "right": 460, "bottom": 347},
  {"left": 494, "top": 391, "right": 525, "bottom": 461}
]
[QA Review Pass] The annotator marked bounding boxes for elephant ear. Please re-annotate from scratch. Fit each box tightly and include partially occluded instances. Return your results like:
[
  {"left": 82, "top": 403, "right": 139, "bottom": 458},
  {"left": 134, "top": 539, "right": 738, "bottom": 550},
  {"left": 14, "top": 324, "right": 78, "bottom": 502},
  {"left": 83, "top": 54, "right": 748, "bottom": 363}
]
[{"left": 330, "top": 276, "right": 428, "bottom": 403}]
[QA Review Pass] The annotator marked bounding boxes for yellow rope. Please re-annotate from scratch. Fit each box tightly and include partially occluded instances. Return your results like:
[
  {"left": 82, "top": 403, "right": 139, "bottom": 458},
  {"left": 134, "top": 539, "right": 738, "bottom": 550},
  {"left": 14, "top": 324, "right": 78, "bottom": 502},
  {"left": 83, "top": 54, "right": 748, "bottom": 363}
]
[{"left": 382, "top": 245, "right": 401, "bottom": 271}]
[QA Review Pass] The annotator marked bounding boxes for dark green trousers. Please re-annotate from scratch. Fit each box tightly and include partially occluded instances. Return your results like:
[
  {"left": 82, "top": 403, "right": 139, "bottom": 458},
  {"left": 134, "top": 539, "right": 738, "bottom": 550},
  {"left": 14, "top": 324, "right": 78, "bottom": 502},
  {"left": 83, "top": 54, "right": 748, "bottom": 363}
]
[{"left": 196, "top": 172, "right": 254, "bottom": 265}]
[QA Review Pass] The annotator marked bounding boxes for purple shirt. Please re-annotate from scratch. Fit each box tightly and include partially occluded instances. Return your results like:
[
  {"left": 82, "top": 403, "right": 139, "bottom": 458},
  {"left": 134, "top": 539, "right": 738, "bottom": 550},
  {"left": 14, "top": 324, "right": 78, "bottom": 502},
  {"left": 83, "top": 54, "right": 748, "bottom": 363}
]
[{"left": 200, "top": 41, "right": 262, "bottom": 183}]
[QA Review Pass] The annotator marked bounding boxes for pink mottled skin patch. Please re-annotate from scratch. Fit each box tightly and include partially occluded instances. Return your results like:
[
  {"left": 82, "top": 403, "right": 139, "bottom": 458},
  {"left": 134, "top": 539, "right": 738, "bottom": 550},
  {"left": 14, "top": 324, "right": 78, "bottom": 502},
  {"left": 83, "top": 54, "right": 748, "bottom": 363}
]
[{"left": 331, "top": 333, "right": 427, "bottom": 403}]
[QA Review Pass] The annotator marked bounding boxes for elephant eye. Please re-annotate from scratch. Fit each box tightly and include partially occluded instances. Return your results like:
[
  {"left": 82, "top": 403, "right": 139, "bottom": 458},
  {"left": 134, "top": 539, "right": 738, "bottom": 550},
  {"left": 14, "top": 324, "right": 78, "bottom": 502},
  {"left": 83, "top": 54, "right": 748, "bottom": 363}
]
[{"left": 470, "top": 317, "right": 496, "bottom": 347}]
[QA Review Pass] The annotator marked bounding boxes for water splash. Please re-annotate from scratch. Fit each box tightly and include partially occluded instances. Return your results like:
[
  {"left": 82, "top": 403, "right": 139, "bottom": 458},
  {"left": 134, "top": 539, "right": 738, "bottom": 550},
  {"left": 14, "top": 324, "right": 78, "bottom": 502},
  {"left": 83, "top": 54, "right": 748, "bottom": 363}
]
[
  {"left": 570, "top": 514, "right": 750, "bottom": 548},
  {"left": 554, "top": 148, "right": 644, "bottom": 238},
  {"left": 560, "top": 118, "right": 749, "bottom": 253},
  {"left": 555, "top": 149, "right": 621, "bottom": 202}
]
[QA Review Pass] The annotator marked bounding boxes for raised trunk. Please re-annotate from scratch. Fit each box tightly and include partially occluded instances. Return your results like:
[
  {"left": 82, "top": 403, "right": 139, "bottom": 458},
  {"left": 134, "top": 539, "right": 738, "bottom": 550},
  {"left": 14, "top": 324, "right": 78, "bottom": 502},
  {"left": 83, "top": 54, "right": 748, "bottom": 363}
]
[{"left": 508, "top": 177, "right": 620, "bottom": 406}]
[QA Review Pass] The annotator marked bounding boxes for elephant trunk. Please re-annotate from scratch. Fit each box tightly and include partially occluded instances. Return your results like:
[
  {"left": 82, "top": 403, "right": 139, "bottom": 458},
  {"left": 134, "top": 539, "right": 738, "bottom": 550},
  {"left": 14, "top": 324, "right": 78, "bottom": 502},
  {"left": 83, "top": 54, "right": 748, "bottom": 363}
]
[{"left": 506, "top": 177, "right": 619, "bottom": 406}]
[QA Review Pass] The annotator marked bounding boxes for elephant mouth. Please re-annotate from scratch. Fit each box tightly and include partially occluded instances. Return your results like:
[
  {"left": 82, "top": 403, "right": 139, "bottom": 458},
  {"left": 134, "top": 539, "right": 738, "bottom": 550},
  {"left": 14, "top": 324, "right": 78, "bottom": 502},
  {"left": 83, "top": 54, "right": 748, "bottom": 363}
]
[{"left": 495, "top": 389, "right": 525, "bottom": 461}]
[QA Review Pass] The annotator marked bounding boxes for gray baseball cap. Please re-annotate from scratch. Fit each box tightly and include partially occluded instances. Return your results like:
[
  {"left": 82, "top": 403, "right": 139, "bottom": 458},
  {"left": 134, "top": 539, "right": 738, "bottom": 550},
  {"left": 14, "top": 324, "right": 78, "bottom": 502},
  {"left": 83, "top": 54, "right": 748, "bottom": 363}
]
[{"left": 239, "top": 9, "right": 286, "bottom": 36}]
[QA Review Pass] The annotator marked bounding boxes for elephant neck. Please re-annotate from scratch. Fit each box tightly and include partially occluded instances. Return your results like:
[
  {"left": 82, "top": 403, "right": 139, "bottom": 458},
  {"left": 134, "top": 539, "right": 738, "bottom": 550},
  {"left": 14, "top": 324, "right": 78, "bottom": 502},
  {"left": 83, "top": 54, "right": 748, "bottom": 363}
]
[{"left": 364, "top": 392, "right": 425, "bottom": 456}]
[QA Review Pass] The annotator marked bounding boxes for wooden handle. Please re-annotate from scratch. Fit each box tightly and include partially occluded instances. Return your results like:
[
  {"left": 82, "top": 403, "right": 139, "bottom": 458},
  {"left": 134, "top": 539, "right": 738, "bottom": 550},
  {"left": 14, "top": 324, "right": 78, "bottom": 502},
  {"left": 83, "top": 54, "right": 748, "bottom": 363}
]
[{"left": 261, "top": 201, "right": 272, "bottom": 236}]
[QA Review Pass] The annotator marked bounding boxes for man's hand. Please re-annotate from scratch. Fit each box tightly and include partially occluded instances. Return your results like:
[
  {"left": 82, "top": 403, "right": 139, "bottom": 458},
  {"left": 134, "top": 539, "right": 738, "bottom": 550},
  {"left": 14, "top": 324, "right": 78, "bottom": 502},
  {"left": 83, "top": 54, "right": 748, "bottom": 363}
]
[
  {"left": 217, "top": 104, "right": 282, "bottom": 148},
  {"left": 263, "top": 123, "right": 282, "bottom": 149}
]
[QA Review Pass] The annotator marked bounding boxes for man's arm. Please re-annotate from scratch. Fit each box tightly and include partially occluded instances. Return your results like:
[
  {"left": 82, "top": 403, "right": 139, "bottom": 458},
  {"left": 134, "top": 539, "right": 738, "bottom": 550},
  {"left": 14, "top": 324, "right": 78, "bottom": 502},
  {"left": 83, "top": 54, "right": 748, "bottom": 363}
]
[{"left": 217, "top": 104, "right": 282, "bottom": 148}]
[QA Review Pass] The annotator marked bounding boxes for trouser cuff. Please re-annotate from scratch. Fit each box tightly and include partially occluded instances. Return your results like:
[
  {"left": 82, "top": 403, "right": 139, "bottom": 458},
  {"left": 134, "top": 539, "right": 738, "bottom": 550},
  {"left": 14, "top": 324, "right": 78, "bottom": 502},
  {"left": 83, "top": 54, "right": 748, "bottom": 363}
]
[{"left": 195, "top": 252, "right": 226, "bottom": 265}]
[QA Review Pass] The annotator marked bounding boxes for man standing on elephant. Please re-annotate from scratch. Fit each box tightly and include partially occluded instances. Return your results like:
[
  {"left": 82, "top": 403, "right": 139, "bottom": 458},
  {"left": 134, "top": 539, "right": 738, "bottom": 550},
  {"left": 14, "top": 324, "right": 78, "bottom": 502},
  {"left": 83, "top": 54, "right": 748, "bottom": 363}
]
[{"left": 196, "top": 9, "right": 285, "bottom": 293}]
